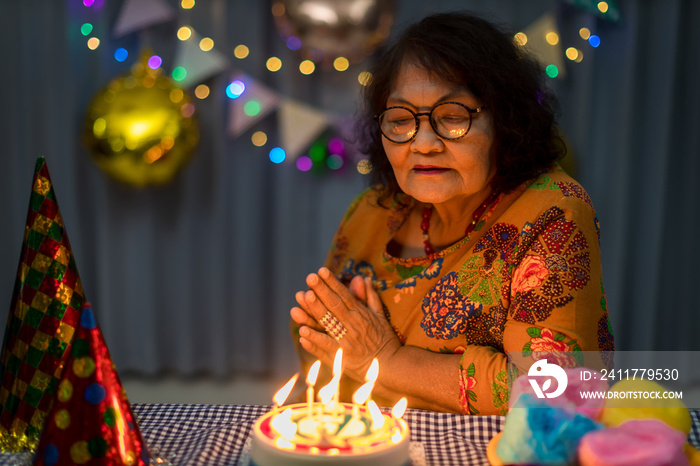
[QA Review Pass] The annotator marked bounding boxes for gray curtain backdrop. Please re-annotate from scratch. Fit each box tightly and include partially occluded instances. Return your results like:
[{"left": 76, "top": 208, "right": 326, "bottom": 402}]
[{"left": 1, "top": 0, "right": 698, "bottom": 381}]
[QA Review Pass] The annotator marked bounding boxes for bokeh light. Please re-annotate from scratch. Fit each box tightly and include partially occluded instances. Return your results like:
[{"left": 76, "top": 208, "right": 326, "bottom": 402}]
[
  {"left": 199, "top": 37, "right": 214, "bottom": 52},
  {"left": 80, "top": 23, "right": 93, "bottom": 36},
  {"left": 357, "top": 159, "right": 372, "bottom": 174},
  {"left": 172, "top": 67, "right": 187, "bottom": 81},
  {"left": 545, "top": 32, "right": 559, "bottom": 45},
  {"left": 83, "top": 0, "right": 95, "bottom": 6},
  {"left": 266, "top": 57, "right": 282, "bottom": 72},
  {"left": 181, "top": 0, "right": 195, "bottom": 9},
  {"left": 251, "top": 131, "right": 268, "bottom": 147},
  {"left": 575, "top": 51, "right": 584, "bottom": 63},
  {"left": 299, "top": 60, "right": 315, "bottom": 75},
  {"left": 226, "top": 80, "right": 245, "bottom": 99},
  {"left": 286, "top": 36, "right": 302, "bottom": 50},
  {"left": 545, "top": 64, "right": 559, "bottom": 78},
  {"left": 566, "top": 47, "right": 579, "bottom": 61},
  {"left": 271, "top": 2, "right": 285, "bottom": 16},
  {"left": 244, "top": 100, "right": 261, "bottom": 116},
  {"left": 358, "top": 71, "right": 372, "bottom": 86},
  {"left": 514, "top": 32, "right": 527, "bottom": 46},
  {"left": 169, "top": 88, "right": 184, "bottom": 104},
  {"left": 296, "top": 156, "right": 313, "bottom": 172},
  {"left": 177, "top": 26, "right": 192, "bottom": 41},
  {"left": 93, "top": 118, "right": 106, "bottom": 138},
  {"left": 87, "top": 37, "right": 100, "bottom": 50},
  {"left": 269, "top": 147, "right": 286, "bottom": 164},
  {"left": 114, "top": 48, "right": 128, "bottom": 62},
  {"left": 588, "top": 35, "right": 601, "bottom": 47},
  {"left": 234, "top": 45, "right": 249, "bottom": 59},
  {"left": 143, "top": 75, "right": 156, "bottom": 88},
  {"left": 147, "top": 55, "right": 162, "bottom": 69},
  {"left": 181, "top": 103, "right": 195, "bottom": 118},
  {"left": 309, "top": 144, "right": 325, "bottom": 162},
  {"left": 327, "top": 154, "right": 344, "bottom": 170},
  {"left": 579, "top": 28, "right": 591, "bottom": 40},
  {"left": 598, "top": 1, "right": 609, "bottom": 13},
  {"left": 333, "top": 57, "right": 349, "bottom": 71},
  {"left": 194, "top": 84, "right": 210, "bottom": 99},
  {"left": 328, "top": 138, "right": 344, "bottom": 154}
]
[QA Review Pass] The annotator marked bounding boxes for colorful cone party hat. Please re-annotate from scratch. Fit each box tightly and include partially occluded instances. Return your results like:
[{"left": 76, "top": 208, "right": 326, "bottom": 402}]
[
  {"left": 0, "top": 157, "right": 85, "bottom": 451},
  {"left": 33, "top": 303, "right": 149, "bottom": 465}
]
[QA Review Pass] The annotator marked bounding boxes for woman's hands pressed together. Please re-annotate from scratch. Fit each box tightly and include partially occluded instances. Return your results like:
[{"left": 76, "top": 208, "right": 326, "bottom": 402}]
[{"left": 290, "top": 267, "right": 401, "bottom": 384}]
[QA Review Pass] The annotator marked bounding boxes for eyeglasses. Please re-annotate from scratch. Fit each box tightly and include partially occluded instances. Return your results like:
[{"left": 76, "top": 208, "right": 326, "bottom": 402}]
[{"left": 374, "top": 102, "right": 486, "bottom": 144}]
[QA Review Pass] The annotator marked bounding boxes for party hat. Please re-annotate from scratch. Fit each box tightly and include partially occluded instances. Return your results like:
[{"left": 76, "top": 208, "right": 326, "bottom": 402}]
[
  {"left": 0, "top": 157, "right": 85, "bottom": 451},
  {"left": 33, "top": 303, "right": 149, "bottom": 465}
]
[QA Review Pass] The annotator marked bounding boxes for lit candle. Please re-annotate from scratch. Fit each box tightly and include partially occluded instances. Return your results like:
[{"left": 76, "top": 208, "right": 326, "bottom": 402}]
[
  {"left": 391, "top": 397, "right": 407, "bottom": 419},
  {"left": 332, "top": 349, "right": 343, "bottom": 408},
  {"left": 364, "top": 359, "right": 379, "bottom": 404},
  {"left": 306, "top": 360, "right": 321, "bottom": 418},
  {"left": 273, "top": 373, "right": 298, "bottom": 414},
  {"left": 270, "top": 407, "right": 297, "bottom": 441},
  {"left": 367, "top": 400, "right": 385, "bottom": 431}
]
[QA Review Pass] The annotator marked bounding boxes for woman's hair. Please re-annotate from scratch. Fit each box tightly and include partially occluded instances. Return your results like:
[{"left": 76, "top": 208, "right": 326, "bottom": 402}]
[{"left": 356, "top": 11, "right": 566, "bottom": 204}]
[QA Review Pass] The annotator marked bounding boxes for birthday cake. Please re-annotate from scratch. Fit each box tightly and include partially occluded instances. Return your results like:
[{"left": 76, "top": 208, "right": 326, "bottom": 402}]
[{"left": 251, "top": 402, "right": 410, "bottom": 466}]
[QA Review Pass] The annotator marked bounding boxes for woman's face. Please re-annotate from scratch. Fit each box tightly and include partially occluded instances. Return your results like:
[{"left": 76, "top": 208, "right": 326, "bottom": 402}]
[{"left": 382, "top": 64, "right": 496, "bottom": 206}]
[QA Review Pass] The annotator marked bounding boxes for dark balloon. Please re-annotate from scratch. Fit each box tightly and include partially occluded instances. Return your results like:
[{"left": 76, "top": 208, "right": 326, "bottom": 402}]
[{"left": 272, "top": 0, "right": 395, "bottom": 67}]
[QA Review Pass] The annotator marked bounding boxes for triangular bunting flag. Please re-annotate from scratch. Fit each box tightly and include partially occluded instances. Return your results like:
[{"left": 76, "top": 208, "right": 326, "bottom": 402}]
[
  {"left": 278, "top": 99, "right": 330, "bottom": 161},
  {"left": 522, "top": 12, "right": 566, "bottom": 79},
  {"left": 32, "top": 303, "right": 149, "bottom": 465},
  {"left": 227, "top": 73, "right": 282, "bottom": 138},
  {"left": 112, "top": 0, "right": 175, "bottom": 38},
  {"left": 0, "top": 157, "right": 85, "bottom": 452},
  {"left": 171, "top": 28, "right": 230, "bottom": 88}
]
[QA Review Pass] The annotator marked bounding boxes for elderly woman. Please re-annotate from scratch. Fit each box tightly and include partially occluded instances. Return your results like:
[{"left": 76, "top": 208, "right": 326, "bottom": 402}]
[{"left": 290, "top": 12, "right": 614, "bottom": 415}]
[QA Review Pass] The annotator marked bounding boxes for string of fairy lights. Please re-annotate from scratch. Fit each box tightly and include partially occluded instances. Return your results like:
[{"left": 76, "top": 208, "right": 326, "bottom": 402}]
[{"left": 78, "top": 0, "right": 611, "bottom": 175}]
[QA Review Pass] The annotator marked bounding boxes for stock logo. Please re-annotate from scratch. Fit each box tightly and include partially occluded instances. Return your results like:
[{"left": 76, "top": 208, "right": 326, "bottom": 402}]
[{"left": 528, "top": 359, "right": 568, "bottom": 399}]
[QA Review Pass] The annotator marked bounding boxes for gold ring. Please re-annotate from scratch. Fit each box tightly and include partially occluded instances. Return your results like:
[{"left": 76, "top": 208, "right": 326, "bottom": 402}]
[{"left": 319, "top": 311, "right": 347, "bottom": 341}]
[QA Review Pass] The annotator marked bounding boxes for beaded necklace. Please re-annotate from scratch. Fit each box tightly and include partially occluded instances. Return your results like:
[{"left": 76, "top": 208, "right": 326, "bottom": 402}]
[{"left": 420, "top": 192, "right": 499, "bottom": 255}]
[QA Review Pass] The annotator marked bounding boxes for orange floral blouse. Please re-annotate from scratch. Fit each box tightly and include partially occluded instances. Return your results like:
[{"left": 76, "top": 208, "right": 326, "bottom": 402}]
[{"left": 322, "top": 166, "right": 614, "bottom": 415}]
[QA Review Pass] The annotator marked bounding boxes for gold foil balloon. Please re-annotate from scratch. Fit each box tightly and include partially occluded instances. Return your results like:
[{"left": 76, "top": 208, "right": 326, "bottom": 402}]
[
  {"left": 83, "top": 53, "right": 199, "bottom": 187},
  {"left": 272, "top": 0, "right": 395, "bottom": 67}
]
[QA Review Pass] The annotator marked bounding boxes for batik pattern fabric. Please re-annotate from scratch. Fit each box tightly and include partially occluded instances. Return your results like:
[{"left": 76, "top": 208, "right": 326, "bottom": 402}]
[{"left": 320, "top": 165, "right": 612, "bottom": 415}]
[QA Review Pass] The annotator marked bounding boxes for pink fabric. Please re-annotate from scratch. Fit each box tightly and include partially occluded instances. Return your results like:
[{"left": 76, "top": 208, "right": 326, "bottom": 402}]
[{"left": 578, "top": 419, "right": 689, "bottom": 466}]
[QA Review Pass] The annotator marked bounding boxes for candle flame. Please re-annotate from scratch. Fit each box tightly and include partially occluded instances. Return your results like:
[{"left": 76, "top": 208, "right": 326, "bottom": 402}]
[
  {"left": 352, "top": 380, "right": 373, "bottom": 405},
  {"left": 333, "top": 348, "right": 343, "bottom": 375},
  {"left": 273, "top": 373, "right": 298, "bottom": 406},
  {"left": 391, "top": 397, "right": 407, "bottom": 418},
  {"left": 275, "top": 437, "right": 295, "bottom": 450},
  {"left": 368, "top": 400, "right": 385, "bottom": 430},
  {"left": 271, "top": 407, "right": 298, "bottom": 441},
  {"left": 391, "top": 428, "right": 403, "bottom": 444},
  {"left": 317, "top": 373, "right": 339, "bottom": 405},
  {"left": 307, "top": 360, "right": 321, "bottom": 385},
  {"left": 365, "top": 358, "right": 379, "bottom": 382}
]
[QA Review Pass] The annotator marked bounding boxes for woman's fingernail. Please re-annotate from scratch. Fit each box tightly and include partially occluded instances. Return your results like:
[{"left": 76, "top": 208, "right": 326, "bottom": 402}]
[
  {"left": 305, "top": 291, "right": 315, "bottom": 302},
  {"left": 319, "top": 267, "right": 330, "bottom": 278},
  {"left": 299, "top": 326, "right": 310, "bottom": 337},
  {"left": 307, "top": 274, "right": 318, "bottom": 285}
]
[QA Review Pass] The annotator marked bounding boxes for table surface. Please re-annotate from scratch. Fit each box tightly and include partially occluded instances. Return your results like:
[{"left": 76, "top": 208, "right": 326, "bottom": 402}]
[{"left": 2, "top": 404, "right": 700, "bottom": 465}]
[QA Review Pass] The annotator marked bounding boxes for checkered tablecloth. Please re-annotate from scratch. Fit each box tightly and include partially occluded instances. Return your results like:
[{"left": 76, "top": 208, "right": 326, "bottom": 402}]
[
  {"left": 2, "top": 405, "right": 699, "bottom": 465},
  {"left": 135, "top": 403, "right": 504, "bottom": 465}
]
